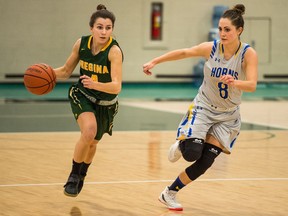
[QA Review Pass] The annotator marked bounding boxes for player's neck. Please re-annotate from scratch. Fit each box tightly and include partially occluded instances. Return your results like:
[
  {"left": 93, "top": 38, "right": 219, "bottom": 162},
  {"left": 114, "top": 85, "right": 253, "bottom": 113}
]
[
  {"left": 91, "top": 38, "right": 109, "bottom": 55},
  {"left": 223, "top": 41, "right": 241, "bottom": 55},
  {"left": 222, "top": 41, "right": 241, "bottom": 59}
]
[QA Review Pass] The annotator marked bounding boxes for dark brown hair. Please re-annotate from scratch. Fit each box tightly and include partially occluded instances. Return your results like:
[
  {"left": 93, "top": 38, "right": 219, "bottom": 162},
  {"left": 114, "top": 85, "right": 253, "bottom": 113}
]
[
  {"left": 221, "top": 4, "right": 245, "bottom": 29},
  {"left": 89, "top": 4, "right": 116, "bottom": 28}
]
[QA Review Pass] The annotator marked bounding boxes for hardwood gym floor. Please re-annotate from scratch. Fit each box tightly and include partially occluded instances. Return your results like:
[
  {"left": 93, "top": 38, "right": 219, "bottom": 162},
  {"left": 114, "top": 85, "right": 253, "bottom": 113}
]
[{"left": 0, "top": 98, "right": 287, "bottom": 215}]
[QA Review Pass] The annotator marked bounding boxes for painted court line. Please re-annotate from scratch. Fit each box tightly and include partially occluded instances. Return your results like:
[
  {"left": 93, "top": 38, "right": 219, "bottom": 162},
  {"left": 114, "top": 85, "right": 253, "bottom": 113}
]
[{"left": 0, "top": 177, "right": 287, "bottom": 188}]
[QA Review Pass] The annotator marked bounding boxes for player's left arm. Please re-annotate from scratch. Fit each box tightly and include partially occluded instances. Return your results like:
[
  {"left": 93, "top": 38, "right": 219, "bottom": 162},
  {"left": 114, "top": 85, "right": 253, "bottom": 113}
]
[
  {"left": 221, "top": 47, "right": 258, "bottom": 92},
  {"left": 81, "top": 45, "right": 123, "bottom": 94}
]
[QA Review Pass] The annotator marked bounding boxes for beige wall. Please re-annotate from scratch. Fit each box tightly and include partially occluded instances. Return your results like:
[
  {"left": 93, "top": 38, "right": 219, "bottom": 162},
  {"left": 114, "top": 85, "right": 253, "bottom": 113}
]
[{"left": 0, "top": 0, "right": 287, "bottom": 82}]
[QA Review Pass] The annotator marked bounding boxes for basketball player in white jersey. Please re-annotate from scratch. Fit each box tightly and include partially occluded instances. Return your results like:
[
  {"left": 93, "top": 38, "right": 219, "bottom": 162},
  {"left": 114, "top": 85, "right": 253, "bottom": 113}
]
[{"left": 143, "top": 4, "right": 258, "bottom": 211}]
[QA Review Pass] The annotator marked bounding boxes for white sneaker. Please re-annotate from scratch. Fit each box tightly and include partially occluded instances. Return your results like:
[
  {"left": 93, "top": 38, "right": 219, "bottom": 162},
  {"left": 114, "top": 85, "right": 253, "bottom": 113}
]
[
  {"left": 158, "top": 186, "right": 183, "bottom": 211},
  {"left": 168, "top": 141, "right": 182, "bottom": 162}
]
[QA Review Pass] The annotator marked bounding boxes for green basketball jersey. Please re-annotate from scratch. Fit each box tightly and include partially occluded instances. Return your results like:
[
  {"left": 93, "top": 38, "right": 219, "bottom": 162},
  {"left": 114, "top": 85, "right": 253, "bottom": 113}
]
[{"left": 77, "top": 35, "right": 123, "bottom": 100}]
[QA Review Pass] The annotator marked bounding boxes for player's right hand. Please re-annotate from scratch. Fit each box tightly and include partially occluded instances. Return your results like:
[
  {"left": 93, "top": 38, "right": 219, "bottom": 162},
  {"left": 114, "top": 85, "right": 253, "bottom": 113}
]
[{"left": 143, "top": 61, "right": 155, "bottom": 76}]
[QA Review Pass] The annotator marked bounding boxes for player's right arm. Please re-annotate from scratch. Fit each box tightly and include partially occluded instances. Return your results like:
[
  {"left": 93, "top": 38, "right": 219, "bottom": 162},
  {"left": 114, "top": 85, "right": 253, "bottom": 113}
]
[
  {"left": 143, "top": 42, "right": 212, "bottom": 75},
  {"left": 54, "top": 38, "right": 81, "bottom": 80}
]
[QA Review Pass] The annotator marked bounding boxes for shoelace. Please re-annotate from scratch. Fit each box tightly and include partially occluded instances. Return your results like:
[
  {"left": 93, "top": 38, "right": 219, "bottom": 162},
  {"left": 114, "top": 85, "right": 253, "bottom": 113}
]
[{"left": 167, "top": 190, "right": 177, "bottom": 201}]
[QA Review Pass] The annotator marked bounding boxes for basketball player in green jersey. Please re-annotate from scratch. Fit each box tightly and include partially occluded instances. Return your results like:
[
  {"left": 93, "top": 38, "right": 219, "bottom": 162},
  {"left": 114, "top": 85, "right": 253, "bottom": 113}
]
[{"left": 53, "top": 4, "right": 123, "bottom": 197}]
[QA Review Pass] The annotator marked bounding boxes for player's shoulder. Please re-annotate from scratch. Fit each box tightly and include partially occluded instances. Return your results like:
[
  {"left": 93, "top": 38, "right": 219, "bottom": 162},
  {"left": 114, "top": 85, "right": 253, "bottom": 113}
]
[
  {"left": 198, "top": 41, "right": 214, "bottom": 49},
  {"left": 241, "top": 41, "right": 256, "bottom": 53},
  {"left": 246, "top": 46, "right": 257, "bottom": 54},
  {"left": 109, "top": 44, "right": 124, "bottom": 62},
  {"left": 194, "top": 41, "right": 214, "bottom": 58},
  {"left": 240, "top": 43, "right": 258, "bottom": 65},
  {"left": 72, "top": 38, "right": 82, "bottom": 52},
  {"left": 244, "top": 45, "right": 257, "bottom": 59}
]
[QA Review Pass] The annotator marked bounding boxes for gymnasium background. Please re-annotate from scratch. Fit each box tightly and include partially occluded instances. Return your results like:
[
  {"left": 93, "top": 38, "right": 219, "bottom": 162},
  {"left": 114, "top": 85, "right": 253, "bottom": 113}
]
[
  {"left": 0, "top": 0, "right": 287, "bottom": 84},
  {"left": 0, "top": 2, "right": 287, "bottom": 215}
]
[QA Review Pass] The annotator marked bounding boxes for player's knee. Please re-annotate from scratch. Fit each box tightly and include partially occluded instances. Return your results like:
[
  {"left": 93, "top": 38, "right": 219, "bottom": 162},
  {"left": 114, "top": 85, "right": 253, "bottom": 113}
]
[
  {"left": 179, "top": 138, "right": 204, "bottom": 162},
  {"left": 185, "top": 143, "right": 222, "bottom": 181},
  {"left": 82, "top": 127, "right": 97, "bottom": 144},
  {"left": 185, "top": 155, "right": 212, "bottom": 181}
]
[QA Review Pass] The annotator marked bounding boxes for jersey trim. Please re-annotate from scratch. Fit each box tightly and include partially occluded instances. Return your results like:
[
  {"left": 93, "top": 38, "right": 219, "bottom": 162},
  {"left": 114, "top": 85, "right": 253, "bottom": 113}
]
[
  {"left": 241, "top": 44, "right": 250, "bottom": 63},
  {"left": 210, "top": 40, "right": 217, "bottom": 59},
  {"left": 234, "top": 42, "right": 242, "bottom": 58},
  {"left": 220, "top": 43, "right": 224, "bottom": 55},
  {"left": 211, "top": 40, "right": 244, "bottom": 60},
  {"left": 101, "top": 37, "right": 113, "bottom": 51},
  {"left": 87, "top": 36, "right": 113, "bottom": 52},
  {"left": 220, "top": 42, "right": 242, "bottom": 58},
  {"left": 87, "top": 35, "right": 93, "bottom": 49}
]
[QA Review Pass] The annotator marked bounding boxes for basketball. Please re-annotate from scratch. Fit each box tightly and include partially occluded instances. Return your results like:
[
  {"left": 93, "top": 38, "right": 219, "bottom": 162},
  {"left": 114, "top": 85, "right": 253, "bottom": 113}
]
[{"left": 24, "top": 63, "right": 56, "bottom": 95}]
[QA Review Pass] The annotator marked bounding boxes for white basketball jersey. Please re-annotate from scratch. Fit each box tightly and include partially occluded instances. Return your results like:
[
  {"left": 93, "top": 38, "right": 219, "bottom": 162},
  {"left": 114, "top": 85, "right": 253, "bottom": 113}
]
[{"left": 196, "top": 40, "right": 250, "bottom": 110}]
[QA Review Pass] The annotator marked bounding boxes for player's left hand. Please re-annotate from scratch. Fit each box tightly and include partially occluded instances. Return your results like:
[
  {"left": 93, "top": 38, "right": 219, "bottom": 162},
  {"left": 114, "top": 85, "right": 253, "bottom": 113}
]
[
  {"left": 80, "top": 75, "right": 96, "bottom": 89},
  {"left": 220, "top": 75, "right": 235, "bottom": 86}
]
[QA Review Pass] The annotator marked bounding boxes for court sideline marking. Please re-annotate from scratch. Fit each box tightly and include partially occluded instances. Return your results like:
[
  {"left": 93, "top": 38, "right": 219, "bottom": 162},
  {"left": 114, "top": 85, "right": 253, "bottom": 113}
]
[{"left": 1, "top": 177, "right": 288, "bottom": 188}]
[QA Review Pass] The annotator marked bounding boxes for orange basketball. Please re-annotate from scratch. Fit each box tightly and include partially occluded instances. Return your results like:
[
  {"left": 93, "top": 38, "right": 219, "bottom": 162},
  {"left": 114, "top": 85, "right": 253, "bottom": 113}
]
[{"left": 24, "top": 63, "right": 56, "bottom": 95}]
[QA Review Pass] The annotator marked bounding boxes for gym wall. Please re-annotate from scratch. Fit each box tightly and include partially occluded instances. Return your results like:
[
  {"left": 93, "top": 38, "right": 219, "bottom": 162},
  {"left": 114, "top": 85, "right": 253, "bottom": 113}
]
[{"left": 0, "top": 0, "right": 287, "bottom": 82}]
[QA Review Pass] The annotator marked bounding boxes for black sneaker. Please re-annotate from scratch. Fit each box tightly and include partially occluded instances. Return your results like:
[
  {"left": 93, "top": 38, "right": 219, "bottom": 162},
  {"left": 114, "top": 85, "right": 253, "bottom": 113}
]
[
  {"left": 63, "top": 174, "right": 80, "bottom": 197},
  {"left": 78, "top": 174, "right": 86, "bottom": 194}
]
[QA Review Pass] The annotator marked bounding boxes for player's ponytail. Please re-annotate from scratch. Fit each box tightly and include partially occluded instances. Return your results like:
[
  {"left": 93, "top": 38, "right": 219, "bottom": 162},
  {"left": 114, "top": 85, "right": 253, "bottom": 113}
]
[
  {"left": 97, "top": 4, "right": 107, "bottom": 11},
  {"left": 222, "top": 4, "right": 245, "bottom": 30},
  {"left": 89, "top": 4, "right": 116, "bottom": 28},
  {"left": 233, "top": 4, "right": 245, "bottom": 16}
]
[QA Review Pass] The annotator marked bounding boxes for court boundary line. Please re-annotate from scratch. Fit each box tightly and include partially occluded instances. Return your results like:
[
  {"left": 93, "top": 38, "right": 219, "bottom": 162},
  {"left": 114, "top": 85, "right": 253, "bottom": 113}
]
[
  {"left": 1, "top": 177, "right": 288, "bottom": 188},
  {"left": 0, "top": 129, "right": 284, "bottom": 135}
]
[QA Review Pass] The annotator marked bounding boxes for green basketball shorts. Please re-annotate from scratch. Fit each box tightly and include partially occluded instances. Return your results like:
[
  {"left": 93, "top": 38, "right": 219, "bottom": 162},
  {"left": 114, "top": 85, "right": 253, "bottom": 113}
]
[{"left": 68, "top": 85, "right": 119, "bottom": 140}]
